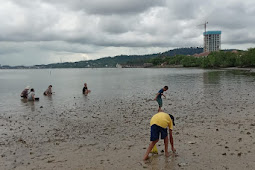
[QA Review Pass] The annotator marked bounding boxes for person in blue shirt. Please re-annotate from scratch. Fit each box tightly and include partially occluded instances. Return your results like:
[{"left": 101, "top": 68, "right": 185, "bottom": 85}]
[{"left": 154, "top": 86, "right": 168, "bottom": 112}]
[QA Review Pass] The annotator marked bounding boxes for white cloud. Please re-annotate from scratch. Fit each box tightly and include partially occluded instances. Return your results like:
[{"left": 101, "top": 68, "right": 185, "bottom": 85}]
[{"left": 0, "top": 0, "right": 255, "bottom": 65}]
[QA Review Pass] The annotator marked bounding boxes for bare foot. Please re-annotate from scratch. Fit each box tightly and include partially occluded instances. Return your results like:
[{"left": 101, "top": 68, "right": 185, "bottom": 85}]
[
  {"left": 165, "top": 152, "right": 169, "bottom": 157},
  {"left": 173, "top": 152, "right": 179, "bottom": 157},
  {"left": 143, "top": 155, "right": 149, "bottom": 161},
  {"left": 172, "top": 148, "right": 176, "bottom": 153}
]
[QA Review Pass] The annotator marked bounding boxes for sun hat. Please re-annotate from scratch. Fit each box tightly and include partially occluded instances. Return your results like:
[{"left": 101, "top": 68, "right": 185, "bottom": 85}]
[{"left": 25, "top": 86, "right": 30, "bottom": 89}]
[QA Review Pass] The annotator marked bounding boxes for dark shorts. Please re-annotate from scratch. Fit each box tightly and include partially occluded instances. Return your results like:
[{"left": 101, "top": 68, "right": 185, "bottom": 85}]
[
  {"left": 156, "top": 98, "right": 162, "bottom": 107},
  {"left": 150, "top": 124, "right": 168, "bottom": 141}
]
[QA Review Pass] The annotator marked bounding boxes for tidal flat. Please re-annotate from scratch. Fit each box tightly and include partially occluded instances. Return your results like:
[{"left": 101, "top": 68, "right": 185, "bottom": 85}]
[{"left": 0, "top": 68, "right": 255, "bottom": 169}]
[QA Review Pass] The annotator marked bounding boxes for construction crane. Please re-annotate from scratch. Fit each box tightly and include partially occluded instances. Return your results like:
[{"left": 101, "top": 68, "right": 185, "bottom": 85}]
[
  {"left": 198, "top": 21, "right": 208, "bottom": 52},
  {"left": 198, "top": 21, "right": 208, "bottom": 34}
]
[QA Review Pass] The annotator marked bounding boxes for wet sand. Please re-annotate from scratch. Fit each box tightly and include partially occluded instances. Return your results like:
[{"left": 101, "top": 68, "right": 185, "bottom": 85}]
[{"left": 1, "top": 89, "right": 255, "bottom": 170}]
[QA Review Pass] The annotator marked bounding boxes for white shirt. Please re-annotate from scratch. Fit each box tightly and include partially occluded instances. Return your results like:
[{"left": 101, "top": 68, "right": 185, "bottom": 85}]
[{"left": 28, "top": 92, "right": 35, "bottom": 101}]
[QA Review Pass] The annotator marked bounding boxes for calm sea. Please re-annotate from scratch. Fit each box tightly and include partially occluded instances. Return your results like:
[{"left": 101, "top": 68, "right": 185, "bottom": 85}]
[{"left": 0, "top": 68, "right": 254, "bottom": 114}]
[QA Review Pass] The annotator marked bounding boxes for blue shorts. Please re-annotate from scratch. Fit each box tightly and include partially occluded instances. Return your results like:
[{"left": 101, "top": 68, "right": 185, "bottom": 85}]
[
  {"left": 150, "top": 124, "right": 168, "bottom": 141},
  {"left": 156, "top": 98, "right": 162, "bottom": 107}
]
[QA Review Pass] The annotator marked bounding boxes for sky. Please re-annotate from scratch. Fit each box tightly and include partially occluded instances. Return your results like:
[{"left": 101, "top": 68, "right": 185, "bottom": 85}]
[{"left": 0, "top": 0, "right": 255, "bottom": 66}]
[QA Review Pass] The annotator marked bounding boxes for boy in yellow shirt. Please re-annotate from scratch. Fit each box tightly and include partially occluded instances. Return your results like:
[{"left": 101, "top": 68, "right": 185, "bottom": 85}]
[{"left": 143, "top": 112, "right": 176, "bottom": 160}]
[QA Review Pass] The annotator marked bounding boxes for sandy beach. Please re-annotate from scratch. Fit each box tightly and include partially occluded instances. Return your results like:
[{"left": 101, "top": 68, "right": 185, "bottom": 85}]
[
  {"left": 0, "top": 68, "right": 255, "bottom": 170},
  {"left": 0, "top": 90, "right": 255, "bottom": 170}
]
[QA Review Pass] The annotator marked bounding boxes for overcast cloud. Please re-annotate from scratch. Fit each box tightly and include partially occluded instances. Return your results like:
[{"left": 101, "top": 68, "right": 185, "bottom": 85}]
[{"left": 0, "top": 0, "right": 255, "bottom": 66}]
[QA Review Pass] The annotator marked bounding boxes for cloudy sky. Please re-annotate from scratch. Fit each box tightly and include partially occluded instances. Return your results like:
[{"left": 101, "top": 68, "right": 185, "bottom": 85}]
[{"left": 0, "top": 0, "right": 255, "bottom": 66}]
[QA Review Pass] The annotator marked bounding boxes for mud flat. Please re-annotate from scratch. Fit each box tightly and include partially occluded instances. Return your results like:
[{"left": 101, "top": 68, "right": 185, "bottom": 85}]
[
  {"left": 1, "top": 70, "right": 255, "bottom": 169},
  {"left": 0, "top": 91, "right": 255, "bottom": 170}
]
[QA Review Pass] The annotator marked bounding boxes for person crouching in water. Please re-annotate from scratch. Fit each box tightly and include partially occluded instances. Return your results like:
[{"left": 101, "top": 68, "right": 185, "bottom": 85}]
[
  {"left": 44, "top": 85, "right": 53, "bottom": 96},
  {"left": 20, "top": 86, "right": 30, "bottom": 98},
  {"left": 82, "top": 83, "right": 91, "bottom": 95},
  {"left": 28, "top": 88, "right": 35, "bottom": 101},
  {"left": 143, "top": 112, "right": 176, "bottom": 160}
]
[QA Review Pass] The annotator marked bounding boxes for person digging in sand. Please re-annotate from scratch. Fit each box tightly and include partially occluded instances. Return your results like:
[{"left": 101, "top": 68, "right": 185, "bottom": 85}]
[
  {"left": 27, "top": 88, "right": 36, "bottom": 101},
  {"left": 20, "top": 86, "right": 30, "bottom": 98},
  {"left": 43, "top": 85, "right": 53, "bottom": 96},
  {"left": 143, "top": 112, "right": 176, "bottom": 160},
  {"left": 82, "top": 83, "right": 91, "bottom": 95}
]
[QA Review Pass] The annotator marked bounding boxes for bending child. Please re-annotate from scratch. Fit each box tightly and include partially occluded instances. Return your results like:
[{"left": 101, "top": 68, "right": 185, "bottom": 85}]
[{"left": 143, "top": 112, "right": 176, "bottom": 160}]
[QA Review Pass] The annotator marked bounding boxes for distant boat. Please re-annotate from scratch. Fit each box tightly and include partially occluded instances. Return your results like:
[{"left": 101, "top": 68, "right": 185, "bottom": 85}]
[{"left": 116, "top": 63, "right": 122, "bottom": 68}]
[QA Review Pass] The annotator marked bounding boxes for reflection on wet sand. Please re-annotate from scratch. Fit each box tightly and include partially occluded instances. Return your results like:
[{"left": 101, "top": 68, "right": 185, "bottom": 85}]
[
  {"left": 1, "top": 69, "right": 255, "bottom": 170},
  {"left": 20, "top": 98, "right": 35, "bottom": 112}
]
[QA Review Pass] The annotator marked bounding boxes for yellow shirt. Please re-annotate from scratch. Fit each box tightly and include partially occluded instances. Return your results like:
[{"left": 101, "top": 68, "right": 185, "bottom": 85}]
[{"left": 150, "top": 112, "right": 173, "bottom": 130}]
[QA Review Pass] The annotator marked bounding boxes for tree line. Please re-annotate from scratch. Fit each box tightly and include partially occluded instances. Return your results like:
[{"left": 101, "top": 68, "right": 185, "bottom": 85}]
[
  {"left": 34, "top": 47, "right": 203, "bottom": 68},
  {"left": 148, "top": 48, "right": 255, "bottom": 68}
]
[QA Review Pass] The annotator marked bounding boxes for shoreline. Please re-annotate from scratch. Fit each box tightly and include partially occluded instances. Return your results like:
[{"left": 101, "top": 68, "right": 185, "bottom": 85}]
[
  {"left": 151, "top": 65, "right": 255, "bottom": 72},
  {"left": 0, "top": 68, "right": 255, "bottom": 169},
  {"left": 220, "top": 67, "right": 255, "bottom": 72},
  {"left": 1, "top": 65, "right": 255, "bottom": 71}
]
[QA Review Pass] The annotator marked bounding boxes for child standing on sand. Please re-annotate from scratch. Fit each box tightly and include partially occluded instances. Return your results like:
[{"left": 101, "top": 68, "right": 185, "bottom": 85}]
[
  {"left": 154, "top": 86, "right": 168, "bottom": 112},
  {"left": 143, "top": 112, "right": 176, "bottom": 160}
]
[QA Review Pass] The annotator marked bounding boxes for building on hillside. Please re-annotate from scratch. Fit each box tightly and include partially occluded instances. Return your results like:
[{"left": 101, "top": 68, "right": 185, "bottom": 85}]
[
  {"left": 116, "top": 63, "right": 122, "bottom": 68},
  {"left": 143, "top": 63, "right": 153, "bottom": 68},
  {"left": 203, "top": 31, "right": 221, "bottom": 52}
]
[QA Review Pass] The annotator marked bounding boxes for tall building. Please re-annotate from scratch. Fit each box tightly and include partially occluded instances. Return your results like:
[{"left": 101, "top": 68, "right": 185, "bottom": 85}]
[{"left": 203, "top": 31, "right": 221, "bottom": 52}]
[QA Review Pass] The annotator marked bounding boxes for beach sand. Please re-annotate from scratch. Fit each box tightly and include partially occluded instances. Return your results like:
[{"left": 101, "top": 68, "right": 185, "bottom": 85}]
[{"left": 0, "top": 91, "right": 255, "bottom": 170}]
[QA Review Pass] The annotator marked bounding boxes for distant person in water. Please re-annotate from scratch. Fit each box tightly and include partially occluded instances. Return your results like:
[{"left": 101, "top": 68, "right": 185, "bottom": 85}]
[
  {"left": 143, "top": 112, "right": 176, "bottom": 160},
  {"left": 82, "top": 83, "right": 91, "bottom": 95},
  {"left": 154, "top": 86, "right": 168, "bottom": 112},
  {"left": 28, "top": 88, "right": 35, "bottom": 101},
  {"left": 44, "top": 85, "right": 53, "bottom": 96},
  {"left": 20, "top": 86, "right": 30, "bottom": 98}
]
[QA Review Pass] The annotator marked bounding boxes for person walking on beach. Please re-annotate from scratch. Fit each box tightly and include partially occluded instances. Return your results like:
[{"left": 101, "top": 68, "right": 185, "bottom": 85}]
[
  {"left": 20, "top": 86, "right": 30, "bottom": 98},
  {"left": 154, "top": 86, "right": 168, "bottom": 112},
  {"left": 27, "top": 88, "right": 35, "bottom": 101},
  {"left": 143, "top": 112, "right": 176, "bottom": 160},
  {"left": 43, "top": 85, "right": 53, "bottom": 96}
]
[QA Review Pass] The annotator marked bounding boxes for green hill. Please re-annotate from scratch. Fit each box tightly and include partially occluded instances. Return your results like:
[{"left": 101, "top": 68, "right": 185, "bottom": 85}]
[{"left": 35, "top": 47, "right": 203, "bottom": 68}]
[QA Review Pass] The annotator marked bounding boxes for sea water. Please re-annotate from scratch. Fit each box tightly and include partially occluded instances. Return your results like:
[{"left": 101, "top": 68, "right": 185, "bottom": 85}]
[{"left": 0, "top": 68, "right": 254, "bottom": 115}]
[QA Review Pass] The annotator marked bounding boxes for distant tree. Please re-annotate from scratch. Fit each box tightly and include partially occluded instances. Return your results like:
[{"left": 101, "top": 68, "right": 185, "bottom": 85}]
[
  {"left": 150, "top": 58, "right": 163, "bottom": 65},
  {"left": 240, "top": 48, "right": 255, "bottom": 67},
  {"left": 181, "top": 56, "right": 200, "bottom": 67}
]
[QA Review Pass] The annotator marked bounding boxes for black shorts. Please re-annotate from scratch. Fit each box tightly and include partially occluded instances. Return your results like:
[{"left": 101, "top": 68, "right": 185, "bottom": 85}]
[{"left": 150, "top": 124, "right": 167, "bottom": 141}]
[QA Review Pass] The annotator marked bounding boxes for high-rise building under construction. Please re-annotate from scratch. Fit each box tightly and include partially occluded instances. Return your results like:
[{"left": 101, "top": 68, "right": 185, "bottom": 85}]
[{"left": 203, "top": 31, "right": 221, "bottom": 52}]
